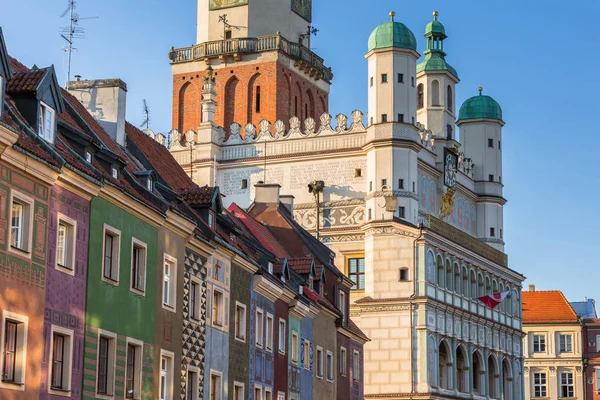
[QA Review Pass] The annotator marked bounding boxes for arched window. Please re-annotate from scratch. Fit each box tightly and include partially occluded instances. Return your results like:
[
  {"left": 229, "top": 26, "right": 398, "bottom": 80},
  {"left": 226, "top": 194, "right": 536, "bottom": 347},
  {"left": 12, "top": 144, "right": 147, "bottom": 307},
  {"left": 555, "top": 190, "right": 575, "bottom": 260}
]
[
  {"left": 485, "top": 276, "right": 492, "bottom": 295},
  {"left": 462, "top": 267, "right": 469, "bottom": 298},
  {"left": 417, "top": 83, "right": 424, "bottom": 109},
  {"left": 446, "top": 124, "right": 453, "bottom": 140},
  {"left": 478, "top": 274, "right": 484, "bottom": 298},
  {"left": 438, "top": 341, "right": 452, "bottom": 389},
  {"left": 472, "top": 351, "right": 483, "bottom": 394},
  {"left": 492, "top": 279, "right": 499, "bottom": 298},
  {"left": 437, "top": 255, "right": 445, "bottom": 288},
  {"left": 446, "top": 260, "right": 453, "bottom": 292},
  {"left": 224, "top": 76, "right": 240, "bottom": 135},
  {"left": 456, "top": 346, "right": 468, "bottom": 392},
  {"left": 248, "top": 73, "right": 265, "bottom": 125},
  {"left": 447, "top": 85, "right": 453, "bottom": 112},
  {"left": 502, "top": 358, "right": 513, "bottom": 400},
  {"left": 432, "top": 80, "right": 440, "bottom": 106},
  {"left": 306, "top": 89, "right": 315, "bottom": 121},
  {"left": 178, "top": 82, "right": 200, "bottom": 133},
  {"left": 470, "top": 270, "right": 477, "bottom": 298},
  {"left": 488, "top": 355, "right": 498, "bottom": 399},
  {"left": 454, "top": 263, "right": 461, "bottom": 295}
]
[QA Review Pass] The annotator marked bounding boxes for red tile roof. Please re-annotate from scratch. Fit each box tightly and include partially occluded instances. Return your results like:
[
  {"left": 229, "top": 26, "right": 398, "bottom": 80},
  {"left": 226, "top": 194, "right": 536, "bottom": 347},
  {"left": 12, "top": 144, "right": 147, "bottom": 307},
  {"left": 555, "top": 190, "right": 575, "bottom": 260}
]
[
  {"left": 6, "top": 68, "right": 48, "bottom": 94},
  {"left": 347, "top": 319, "right": 369, "bottom": 341},
  {"left": 228, "top": 203, "right": 289, "bottom": 259},
  {"left": 522, "top": 290, "right": 579, "bottom": 324},
  {"left": 180, "top": 185, "right": 216, "bottom": 206},
  {"left": 9, "top": 57, "right": 28, "bottom": 73},
  {"left": 125, "top": 122, "right": 195, "bottom": 192},
  {"left": 288, "top": 257, "right": 314, "bottom": 274}
]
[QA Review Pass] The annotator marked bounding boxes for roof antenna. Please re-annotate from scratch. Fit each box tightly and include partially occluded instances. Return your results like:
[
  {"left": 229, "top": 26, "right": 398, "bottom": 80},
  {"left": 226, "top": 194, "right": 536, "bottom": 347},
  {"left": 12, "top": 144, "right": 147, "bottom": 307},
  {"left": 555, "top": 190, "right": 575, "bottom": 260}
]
[
  {"left": 60, "top": 0, "right": 98, "bottom": 89},
  {"left": 140, "top": 99, "right": 151, "bottom": 130}
]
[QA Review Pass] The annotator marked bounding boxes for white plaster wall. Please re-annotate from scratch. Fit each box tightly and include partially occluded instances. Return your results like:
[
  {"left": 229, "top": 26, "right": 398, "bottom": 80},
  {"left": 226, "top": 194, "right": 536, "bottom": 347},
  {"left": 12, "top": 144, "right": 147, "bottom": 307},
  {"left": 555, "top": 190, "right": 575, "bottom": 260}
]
[
  {"left": 198, "top": 1, "right": 310, "bottom": 43},
  {"left": 416, "top": 73, "right": 456, "bottom": 140},
  {"left": 459, "top": 121, "right": 503, "bottom": 183}
]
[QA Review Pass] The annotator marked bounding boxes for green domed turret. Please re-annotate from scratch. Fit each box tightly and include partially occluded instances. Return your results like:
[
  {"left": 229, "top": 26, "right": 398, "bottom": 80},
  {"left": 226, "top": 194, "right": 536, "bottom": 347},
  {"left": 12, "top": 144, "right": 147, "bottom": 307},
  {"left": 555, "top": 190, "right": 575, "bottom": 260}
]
[
  {"left": 416, "top": 11, "right": 458, "bottom": 78},
  {"left": 458, "top": 88, "right": 503, "bottom": 122},
  {"left": 367, "top": 11, "right": 417, "bottom": 52}
]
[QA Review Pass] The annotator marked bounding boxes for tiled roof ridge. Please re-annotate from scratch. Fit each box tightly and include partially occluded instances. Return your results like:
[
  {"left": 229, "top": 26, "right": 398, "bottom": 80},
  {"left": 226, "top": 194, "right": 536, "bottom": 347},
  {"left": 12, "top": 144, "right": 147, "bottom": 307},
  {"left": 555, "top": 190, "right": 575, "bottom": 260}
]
[{"left": 9, "top": 56, "right": 29, "bottom": 73}]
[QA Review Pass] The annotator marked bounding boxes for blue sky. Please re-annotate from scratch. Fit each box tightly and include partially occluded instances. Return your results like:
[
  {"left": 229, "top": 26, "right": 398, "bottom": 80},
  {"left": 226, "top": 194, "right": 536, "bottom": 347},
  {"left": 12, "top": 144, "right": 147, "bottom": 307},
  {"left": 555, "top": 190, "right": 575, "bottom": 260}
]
[{"left": 3, "top": 0, "right": 599, "bottom": 302}]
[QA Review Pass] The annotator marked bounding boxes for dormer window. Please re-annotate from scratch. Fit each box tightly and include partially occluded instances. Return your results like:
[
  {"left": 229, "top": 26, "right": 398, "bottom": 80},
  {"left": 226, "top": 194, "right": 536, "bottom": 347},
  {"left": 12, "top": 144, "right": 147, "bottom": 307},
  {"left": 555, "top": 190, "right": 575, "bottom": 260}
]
[
  {"left": 208, "top": 211, "right": 214, "bottom": 228},
  {"left": 85, "top": 150, "right": 93, "bottom": 163},
  {"left": 38, "top": 102, "right": 55, "bottom": 142},
  {"left": 111, "top": 167, "right": 118, "bottom": 179},
  {"left": 146, "top": 177, "right": 153, "bottom": 191},
  {"left": 268, "top": 262, "right": 273, "bottom": 274}
]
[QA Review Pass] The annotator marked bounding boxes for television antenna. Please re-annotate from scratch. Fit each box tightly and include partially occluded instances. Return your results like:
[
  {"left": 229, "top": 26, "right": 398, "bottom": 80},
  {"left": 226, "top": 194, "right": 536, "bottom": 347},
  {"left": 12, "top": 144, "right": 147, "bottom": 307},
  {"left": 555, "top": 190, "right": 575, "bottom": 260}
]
[
  {"left": 60, "top": 0, "right": 98, "bottom": 88},
  {"left": 140, "top": 99, "right": 151, "bottom": 130}
]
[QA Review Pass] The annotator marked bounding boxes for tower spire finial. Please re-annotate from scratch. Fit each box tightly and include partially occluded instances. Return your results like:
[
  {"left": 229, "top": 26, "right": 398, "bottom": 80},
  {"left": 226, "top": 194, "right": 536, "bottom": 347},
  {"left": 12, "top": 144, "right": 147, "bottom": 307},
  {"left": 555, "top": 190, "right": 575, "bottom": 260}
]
[
  {"left": 478, "top": 87, "right": 483, "bottom": 95},
  {"left": 389, "top": 11, "right": 395, "bottom": 21},
  {"left": 433, "top": 10, "right": 438, "bottom": 20}
]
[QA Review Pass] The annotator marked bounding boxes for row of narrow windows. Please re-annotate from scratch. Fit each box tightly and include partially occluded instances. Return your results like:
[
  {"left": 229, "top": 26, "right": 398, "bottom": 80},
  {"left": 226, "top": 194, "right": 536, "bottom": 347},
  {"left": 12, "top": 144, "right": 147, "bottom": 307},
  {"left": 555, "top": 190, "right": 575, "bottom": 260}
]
[{"left": 418, "top": 82, "right": 453, "bottom": 111}]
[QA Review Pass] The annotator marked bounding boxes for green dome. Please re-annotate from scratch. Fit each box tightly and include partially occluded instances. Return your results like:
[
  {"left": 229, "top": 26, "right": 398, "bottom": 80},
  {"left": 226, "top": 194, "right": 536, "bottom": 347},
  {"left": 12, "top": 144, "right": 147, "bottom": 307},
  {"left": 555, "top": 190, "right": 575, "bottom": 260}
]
[
  {"left": 458, "top": 90, "right": 503, "bottom": 122},
  {"left": 367, "top": 14, "right": 417, "bottom": 52},
  {"left": 425, "top": 19, "right": 445, "bottom": 36},
  {"left": 417, "top": 52, "right": 458, "bottom": 78}
]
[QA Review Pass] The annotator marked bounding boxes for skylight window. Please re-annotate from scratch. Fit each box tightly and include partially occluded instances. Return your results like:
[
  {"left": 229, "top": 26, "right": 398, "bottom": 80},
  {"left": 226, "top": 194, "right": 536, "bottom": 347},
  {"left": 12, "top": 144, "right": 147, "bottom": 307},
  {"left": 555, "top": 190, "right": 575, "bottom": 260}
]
[{"left": 112, "top": 167, "right": 119, "bottom": 179}]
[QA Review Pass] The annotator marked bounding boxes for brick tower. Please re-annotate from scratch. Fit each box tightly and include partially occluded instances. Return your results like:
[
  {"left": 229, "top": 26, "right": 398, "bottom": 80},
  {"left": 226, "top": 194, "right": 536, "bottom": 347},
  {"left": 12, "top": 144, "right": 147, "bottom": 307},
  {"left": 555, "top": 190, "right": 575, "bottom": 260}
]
[{"left": 170, "top": 0, "right": 332, "bottom": 135}]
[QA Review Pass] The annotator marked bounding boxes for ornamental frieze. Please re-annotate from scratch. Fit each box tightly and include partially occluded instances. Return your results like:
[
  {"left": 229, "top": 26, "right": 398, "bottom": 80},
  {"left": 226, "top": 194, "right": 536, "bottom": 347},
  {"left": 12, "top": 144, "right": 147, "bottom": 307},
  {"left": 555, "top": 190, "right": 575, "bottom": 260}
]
[
  {"left": 294, "top": 204, "right": 364, "bottom": 230},
  {"left": 359, "top": 304, "right": 410, "bottom": 313},
  {"left": 364, "top": 226, "right": 420, "bottom": 238}
]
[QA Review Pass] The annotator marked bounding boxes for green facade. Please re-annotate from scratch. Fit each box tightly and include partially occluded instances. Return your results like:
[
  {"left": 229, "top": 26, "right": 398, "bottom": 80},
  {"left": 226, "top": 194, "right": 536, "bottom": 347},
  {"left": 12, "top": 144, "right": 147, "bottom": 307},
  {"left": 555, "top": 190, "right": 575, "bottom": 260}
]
[{"left": 83, "top": 196, "right": 158, "bottom": 399}]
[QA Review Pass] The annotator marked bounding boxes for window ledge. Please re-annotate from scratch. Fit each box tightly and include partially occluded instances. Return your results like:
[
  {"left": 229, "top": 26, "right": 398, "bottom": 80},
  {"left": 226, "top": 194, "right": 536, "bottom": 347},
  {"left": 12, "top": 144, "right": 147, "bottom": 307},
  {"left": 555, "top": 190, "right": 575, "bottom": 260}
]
[
  {"left": 235, "top": 336, "right": 246, "bottom": 344},
  {"left": 162, "top": 303, "right": 176, "bottom": 313},
  {"left": 0, "top": 380, "right": 25, "bottom": 391},
  {"left": 49, "top": 387, "right": 71, "bottom": 397},
  {"left": 55, "top": 264, "right": 75, "bottom": 276},
  {"left": 9, "top": 245, "right": 31, "bottom": 258},
  {"left": 101, "top": 276, "right": 120, "bottom": 287},
  {"left": 279, "top": 349, "right": 286, "bottom": 355},
  {"left": 129, "top": 287, "right": 146, "bottom": 297}
]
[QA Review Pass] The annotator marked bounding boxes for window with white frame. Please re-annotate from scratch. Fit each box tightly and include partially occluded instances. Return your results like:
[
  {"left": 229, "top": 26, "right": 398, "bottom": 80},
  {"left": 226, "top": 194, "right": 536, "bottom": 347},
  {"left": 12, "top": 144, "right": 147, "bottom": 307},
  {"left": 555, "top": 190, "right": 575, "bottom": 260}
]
[
  {"left": 291, "top": 331, "right": 299, "bottom": 365},
  {"left": 353, "top": 350, "right": 360, "bottom": 382},
  {"left": 277, "top": 391, "right": 285, "bottom": 400},
  {"left": 340, "top": 347, "right": 347, "bottom": 376},
  {"left": 130, "top": 239, "right": 147, "bottom": 293},
  {"left": 125, "top": 339, "right": 143, "bottom": 399},
  {"left": 303, "top": 340, "right": 310, "bottom": 370},
  {"left": 10, "top": 191, "right": 33, "bottom": 253},
  {"left": 560, "top": 372, "right": 574, "bottom": 398},
  {"left": 146, "top": 177, "right": 153, "bottom": 192},
  {"left": 266, "top": 313, "right": 274, "bottom": 351},
  {"left": 38, "top": 101, "right": 55, "bottom": 142},
  {"left": 326, "top": 350, "right": 334, "bottom": 381},
  {"left": 85, "top": 150, "right": 93, "bottom": 163},
  {"left": 235, "top": 302, "right": 246, "bottom": 342},
  {"left": 102, "top": 225, "right": 121, "bottom": 283},
  {"left": 97, "top": 330, "right": 117, "bottom": 396},
  {"left": 595, "top": 369, "right": 600, "bottom": 392},
  {"left": 316, "top": 346, "right": 323, "bottom": 378},
  {"left": 160, "top": 351, "right": 174, "bottom": 400},
  {"left": 254, "top": 385, "right": 262, "bottom": 400},
  {"left": 339, "top": 291, "right": 346, "bottom": 323},
  {"left": 533, "top": 372, "right": 547, "bottom": 398},
  {"left": 186, "top": 366, "right": 199, "bottom": 400},
  {"left": 111, "top": 166, "right": 119, "bottom": 180},
  {"left": 597, "top": 335, "right": 600, "bottom": 352},
  {"left": 163, "top": 255, "right": 177, "bottom": 310},
  {"left": 49, "top": 326, "right": 74, "bottom": 394},
  {"left": 255, "top": 308, "right": 264, "bottom": 347},
  {"left": 209, "top": 371, "right": 222, "bottom": 400},
  {"left": 533, "top": 334, "right": 546, "bottom": 352},
  {"left": 55, "top": 214, "right": 77, "bottom": 274},
  {"left": 559, "top": 334, "right": 573, "bottom": 353},
  {"left": 212, "top": 288, "right": 224, "bottom": 326},
  {"left": 278, "top": 319, "right": 286, "bottom": 354},
  {"left": 233, "top": 382, "right": 244, "bottom": 400},
  {"left": 190, "top": 277, "right": 201, "bottom": 321},
  {"left": 1, "top": 311, "right": 28, "bottom": 388},
  {"left": 268, "top": 262, "right": 273, "bottom": 274},
  {"left": 265, "top": 388, "right": 273, "bottom": 400}
]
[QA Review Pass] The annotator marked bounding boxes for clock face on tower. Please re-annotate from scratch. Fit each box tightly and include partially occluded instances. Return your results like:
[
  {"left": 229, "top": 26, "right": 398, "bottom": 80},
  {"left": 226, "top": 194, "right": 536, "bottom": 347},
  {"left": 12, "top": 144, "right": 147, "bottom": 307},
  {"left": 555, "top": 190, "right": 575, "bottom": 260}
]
[
  {"left": 291, "top": 0, "right": 312, "bottom": 22},
  {"left": 444, "top": 148, "right": 458, "bottom": 189},
  {"left": 209, "top": 0, "right": 248, "bottom": 10}
]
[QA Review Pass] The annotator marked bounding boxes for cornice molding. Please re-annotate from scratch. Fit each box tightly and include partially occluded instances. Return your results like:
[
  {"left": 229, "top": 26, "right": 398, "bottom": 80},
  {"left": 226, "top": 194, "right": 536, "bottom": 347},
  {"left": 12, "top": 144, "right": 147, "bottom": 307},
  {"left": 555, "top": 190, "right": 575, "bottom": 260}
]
[
  {"left": 57, "top": 168, "right": 100, "bottom": 200},
  {"left": 289, "top": 299, "right": 310, "bottom": 320},
  {"left": 253, "top": 275, "right": 283, "bottom": 303},
  {"left": 1, "top": 146, "right": 59, "bottom": 185},
  {"left": 100, "top": 184, "right": 164, "bottom": 227}
]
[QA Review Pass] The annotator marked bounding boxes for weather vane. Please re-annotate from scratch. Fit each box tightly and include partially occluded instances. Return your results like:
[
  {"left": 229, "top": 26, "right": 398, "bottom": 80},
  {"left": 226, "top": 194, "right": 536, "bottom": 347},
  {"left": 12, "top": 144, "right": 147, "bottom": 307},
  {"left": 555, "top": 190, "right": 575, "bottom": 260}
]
[{"left": 299, "top": 25, "right": 318, "bottom": 48}]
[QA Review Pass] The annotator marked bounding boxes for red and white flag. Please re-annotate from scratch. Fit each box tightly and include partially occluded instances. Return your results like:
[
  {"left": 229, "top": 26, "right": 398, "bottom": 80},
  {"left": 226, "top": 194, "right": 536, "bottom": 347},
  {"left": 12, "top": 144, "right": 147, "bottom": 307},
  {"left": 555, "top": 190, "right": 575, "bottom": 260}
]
[{"left": 478, "top": 291, "right": 509, "bottom": 309}]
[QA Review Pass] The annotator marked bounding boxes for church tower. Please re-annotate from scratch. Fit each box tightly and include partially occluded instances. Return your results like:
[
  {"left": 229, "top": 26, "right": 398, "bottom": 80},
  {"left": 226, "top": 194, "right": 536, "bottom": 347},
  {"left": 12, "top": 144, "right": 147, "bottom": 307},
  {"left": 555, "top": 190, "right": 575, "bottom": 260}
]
[
  {"left": 364, "top": 11, "right": 420, "bottom": 229},
  {"left": 415, "top": 11, "right": 459, "bottom": 144},
  {"left": 457, "top": 88, "right": 506, "bottom": 251},
  {"left": 170, "top": 0, "right": 331, "bottom": 135}
]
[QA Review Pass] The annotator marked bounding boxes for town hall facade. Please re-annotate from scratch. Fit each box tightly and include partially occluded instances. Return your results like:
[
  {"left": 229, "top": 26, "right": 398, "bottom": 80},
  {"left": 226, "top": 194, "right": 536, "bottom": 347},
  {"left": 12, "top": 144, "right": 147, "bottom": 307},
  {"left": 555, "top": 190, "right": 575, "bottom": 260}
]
[{"left": 165, "top": 2, "right": 526, "bottom": 399}]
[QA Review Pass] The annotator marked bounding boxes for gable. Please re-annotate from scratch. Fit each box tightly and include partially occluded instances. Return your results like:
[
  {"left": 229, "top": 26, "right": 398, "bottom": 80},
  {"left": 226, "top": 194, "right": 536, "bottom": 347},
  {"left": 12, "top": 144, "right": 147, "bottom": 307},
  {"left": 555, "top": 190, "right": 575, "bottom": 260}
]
[
  {"left": 0, "top": 28, "right": 13, "bottom": 80},
  {"left": 37, "top": 66, "right": 64, "bottom": 114}
]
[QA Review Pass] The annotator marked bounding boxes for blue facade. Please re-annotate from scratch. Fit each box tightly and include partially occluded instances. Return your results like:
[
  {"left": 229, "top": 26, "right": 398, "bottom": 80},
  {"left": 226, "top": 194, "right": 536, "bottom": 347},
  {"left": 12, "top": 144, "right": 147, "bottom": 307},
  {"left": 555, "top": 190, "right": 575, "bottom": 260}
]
[
  {"left": 250, "top": 290, "right": 276, "bottom": 399},
  {"left": 300, "top": 315, "right": 314, "bottom": 400},
  {"left": 204, "top": 256, "right": 231, "bottom": 400}
]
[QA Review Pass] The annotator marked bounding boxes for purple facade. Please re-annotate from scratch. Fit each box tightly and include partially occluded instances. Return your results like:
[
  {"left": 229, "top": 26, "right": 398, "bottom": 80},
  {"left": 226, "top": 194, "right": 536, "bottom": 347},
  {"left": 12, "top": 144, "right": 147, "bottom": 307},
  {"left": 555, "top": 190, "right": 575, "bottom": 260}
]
[{"left": 40, "top": 186, "right": 90, "bottom": 399}]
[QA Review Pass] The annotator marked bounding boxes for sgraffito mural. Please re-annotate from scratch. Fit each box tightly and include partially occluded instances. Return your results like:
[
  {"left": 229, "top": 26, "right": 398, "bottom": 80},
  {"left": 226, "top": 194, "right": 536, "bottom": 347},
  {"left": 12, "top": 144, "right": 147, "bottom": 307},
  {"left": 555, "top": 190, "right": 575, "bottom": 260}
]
[
  {"left": 209, "top": 0, "right": 248, "bottom": 10},
  {"left": 291, "top": 0, "right": 312, "bottom": 21}
]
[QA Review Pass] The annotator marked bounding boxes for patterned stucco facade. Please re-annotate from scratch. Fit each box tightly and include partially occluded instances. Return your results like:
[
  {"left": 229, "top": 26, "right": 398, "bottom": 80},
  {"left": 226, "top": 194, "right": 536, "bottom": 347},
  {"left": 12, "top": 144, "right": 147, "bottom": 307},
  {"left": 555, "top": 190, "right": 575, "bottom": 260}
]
[
  {"left": 40, "top": 185, "right": 90, "bottom": 400},
  {"left": 228, "top": 261, "right": 251, "bottom": 397}
]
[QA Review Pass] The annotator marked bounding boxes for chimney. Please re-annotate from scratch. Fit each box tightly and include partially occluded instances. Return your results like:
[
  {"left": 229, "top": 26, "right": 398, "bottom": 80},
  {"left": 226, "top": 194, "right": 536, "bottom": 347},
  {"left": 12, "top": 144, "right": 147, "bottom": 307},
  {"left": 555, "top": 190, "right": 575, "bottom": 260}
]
[
  {"left": 68, "top": 78, "right": 128, "bottom": 146},
  {"left": 529, "top": 284, "right": 535, "bottom": 292},
  {"left": 254, "top": 183, "right": 280, "bottom": 204},
  {"left": 280, "top": 194, "right": 295, "bottom": 216}
]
